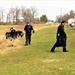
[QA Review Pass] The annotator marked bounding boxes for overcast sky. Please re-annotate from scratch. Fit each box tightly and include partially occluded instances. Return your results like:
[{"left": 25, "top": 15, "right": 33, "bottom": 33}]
[{"left": 0, "top": 0, "right": 75, "bottom": 21}]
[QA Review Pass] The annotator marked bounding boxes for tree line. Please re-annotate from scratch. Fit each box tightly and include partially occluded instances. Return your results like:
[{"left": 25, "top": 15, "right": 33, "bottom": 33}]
[
  {"left": 1, "top": 6, "right": 74, "bottom": 24},
  {"left": 56, "top": 10, "right": 75, "bottom": 22},
  {"left": 0, "top": 6, "right": 48, "bottom": 25}
]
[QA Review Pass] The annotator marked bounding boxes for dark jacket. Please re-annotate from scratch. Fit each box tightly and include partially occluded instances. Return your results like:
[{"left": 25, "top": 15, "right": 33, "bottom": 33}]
[
  {"left": 24, "top": 25, "right": 33, "bottom": 35},
  {"left": 56, "top": 24, "right": 67, "bottom": 46}
]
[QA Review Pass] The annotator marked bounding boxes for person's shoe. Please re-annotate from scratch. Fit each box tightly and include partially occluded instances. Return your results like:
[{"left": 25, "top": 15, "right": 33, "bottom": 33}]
[
  {"left": 63, "top": 50, "right": 68, "bottom": 52},
  {"left": 51, "top": 51, "right": 55, "bottom": 52},
  {"left": 51, "top": 50, "right": 55, "bottom": 52}
]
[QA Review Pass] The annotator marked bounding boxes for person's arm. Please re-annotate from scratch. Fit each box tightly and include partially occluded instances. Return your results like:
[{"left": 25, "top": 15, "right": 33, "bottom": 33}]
[
  {"left": 24, "top": 26, "right": 26, "bottom": 33},
  {"left": 31, "top": 25, "right": 33, "bottom": 34}
]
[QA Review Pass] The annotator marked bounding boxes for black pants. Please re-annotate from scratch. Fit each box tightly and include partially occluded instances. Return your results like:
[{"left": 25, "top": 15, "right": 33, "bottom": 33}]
[
  {"left": 25, "top": 34, "right": 31, "bottom": 45},
  {"left": 51, "top": 40, "right": 67, "bottom": 52}
]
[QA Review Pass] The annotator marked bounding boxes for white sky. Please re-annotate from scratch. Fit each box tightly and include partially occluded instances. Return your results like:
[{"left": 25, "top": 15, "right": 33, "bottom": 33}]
[{"left": 0, "top": 0, "right": 75, "bottom": 21}]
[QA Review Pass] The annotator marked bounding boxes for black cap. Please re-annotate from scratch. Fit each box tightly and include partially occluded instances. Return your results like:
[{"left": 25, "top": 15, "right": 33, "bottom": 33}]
[
  {"left": 26, "top": 22, "right": 29, "bottom": 24},
  {"left": 10, "top": 27, "right": 13, "bottom": 29},
  {"left": 61, "top": 20, "right": 66, "bottom": 23}
]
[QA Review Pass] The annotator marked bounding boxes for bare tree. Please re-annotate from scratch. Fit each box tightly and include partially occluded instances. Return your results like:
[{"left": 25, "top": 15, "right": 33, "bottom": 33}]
[
  {"left": 6, "top": 7, "right": 15, "bottom": 24},
  {"left": 21, "top": 7, "right": 31, "bottom": 22},
  {"left": 6, "top": 13, "right": 9, "bottom": 23},
  {"left": 26, "top": 8, "right": 33, "bottom": 22},
  {"left": 30, "top": 6, "right": 38, "bottom": 22},
  {"left": 6, "top": 7, "right": 20, "bottom": 24},
  {"left": 21, "top": 6, "right": 38, "bottom": 23},
  {"left": 15, "top": 7, "right": 20, "bottom": 24},
  {"left": 6, "top": 12, "right": 12, "bottom": 24},
  {"left": 69, "top": 10, "right": 74, "bottom": 18},
  {"left": 56, "top": 10, "right": 75, "bottom": 22},
  {"left": 21, "top": 7, "right": 27, "bottom": 22},
  {"left": 2, "top": 6, "right": 38, "bottom": 24},
  {"left": 0, "top": 9, "right": 4, "bottom": 24}
]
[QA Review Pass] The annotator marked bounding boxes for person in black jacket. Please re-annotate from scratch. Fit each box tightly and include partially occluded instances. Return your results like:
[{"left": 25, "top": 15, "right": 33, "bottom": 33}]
[
  {"left": 24, "top": 22, "right": 33, "bottom": 46},
  {"left": 50, "top": 20, "right": 68, "bottom": 52},
  {"left": 10, "top": 27, "right": 16, "bottom": 39}
]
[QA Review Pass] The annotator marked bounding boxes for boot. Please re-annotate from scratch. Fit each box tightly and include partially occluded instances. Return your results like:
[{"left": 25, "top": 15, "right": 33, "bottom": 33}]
[
  {"left": 63, "top": 47, "right": 68, "bottom": 52},
  {"left": 51, "top": 46, "right": 55, "bottom": 52}
]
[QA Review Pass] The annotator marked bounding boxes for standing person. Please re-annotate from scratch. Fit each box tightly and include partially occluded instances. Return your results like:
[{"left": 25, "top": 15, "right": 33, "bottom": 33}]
[
  {"left": 24, "top": 22, "right": 33, "bottom": 46},
  {"left": 50, "top": 20, "right": 68, "bottom": 52}
]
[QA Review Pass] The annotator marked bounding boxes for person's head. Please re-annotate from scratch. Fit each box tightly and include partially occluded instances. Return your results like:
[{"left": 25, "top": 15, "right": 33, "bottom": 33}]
[
  {"left": 10, "top": 27, "right": 14, "bottom": 31},
  {"left": 26, "top": 22, "right": 29, "bottom": 25},
  {"left": 61, "top": 20, "right": 66, "bottom": 26}
]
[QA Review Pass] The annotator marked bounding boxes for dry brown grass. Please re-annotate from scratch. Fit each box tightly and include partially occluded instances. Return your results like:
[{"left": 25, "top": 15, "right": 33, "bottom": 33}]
[
  {"left": 0, "top": 28, "right": 22, "bottom": 54},
  {"left": 0, "top": 35, "right": 22, "bottom": 54}
]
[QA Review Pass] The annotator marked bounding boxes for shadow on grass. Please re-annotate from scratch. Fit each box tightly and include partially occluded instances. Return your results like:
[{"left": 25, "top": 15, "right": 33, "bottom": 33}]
[
  {"left": 45, "top": 50, "right": 62, "bottom": 53},
  {"left": 7, "top": 44, "right": 16, "bottom": 47}
]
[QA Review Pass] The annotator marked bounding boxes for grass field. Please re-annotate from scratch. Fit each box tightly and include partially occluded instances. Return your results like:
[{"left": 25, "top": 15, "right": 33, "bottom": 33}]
[{"left": 0, "top": 24, "right": 75, "bottom": 75}]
